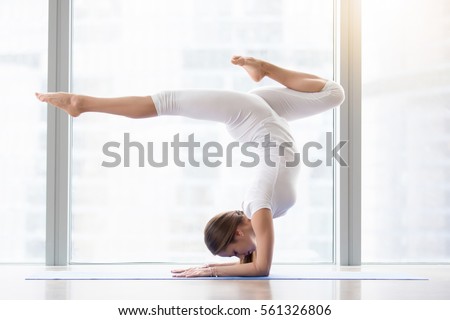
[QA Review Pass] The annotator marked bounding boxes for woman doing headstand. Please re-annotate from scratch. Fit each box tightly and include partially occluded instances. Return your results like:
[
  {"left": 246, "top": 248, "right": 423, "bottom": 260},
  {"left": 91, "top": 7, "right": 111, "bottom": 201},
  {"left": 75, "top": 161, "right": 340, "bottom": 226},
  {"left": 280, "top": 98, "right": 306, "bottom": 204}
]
[{"left": 36, "top": 56, "right": 345, "bottom": 277}]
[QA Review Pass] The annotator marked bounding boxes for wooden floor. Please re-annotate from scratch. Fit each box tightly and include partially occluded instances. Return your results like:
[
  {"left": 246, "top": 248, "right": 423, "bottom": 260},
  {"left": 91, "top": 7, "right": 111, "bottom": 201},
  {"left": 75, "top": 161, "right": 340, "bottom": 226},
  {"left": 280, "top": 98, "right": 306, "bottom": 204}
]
[{"left": 1, "top": 264, "right": 450, "bottom": 300}]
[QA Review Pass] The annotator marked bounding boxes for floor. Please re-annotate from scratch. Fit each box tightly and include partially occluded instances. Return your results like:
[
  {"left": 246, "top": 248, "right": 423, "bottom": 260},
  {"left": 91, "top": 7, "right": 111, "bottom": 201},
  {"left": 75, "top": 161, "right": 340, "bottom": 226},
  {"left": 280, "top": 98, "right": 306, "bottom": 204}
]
[{"left": 1, "top": 264, "right": 450, "bottom": 300}]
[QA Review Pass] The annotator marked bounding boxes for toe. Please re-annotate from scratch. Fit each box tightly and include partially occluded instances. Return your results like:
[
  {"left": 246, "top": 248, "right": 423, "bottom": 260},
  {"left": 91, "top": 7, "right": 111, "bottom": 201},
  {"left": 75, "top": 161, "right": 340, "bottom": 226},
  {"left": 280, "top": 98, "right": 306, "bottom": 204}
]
[
  {"left": 231, "top": 55, "right": 243, "bottom": 65},
  {"left": 35, "top": 93, "right": 45, "bottom": 102}
]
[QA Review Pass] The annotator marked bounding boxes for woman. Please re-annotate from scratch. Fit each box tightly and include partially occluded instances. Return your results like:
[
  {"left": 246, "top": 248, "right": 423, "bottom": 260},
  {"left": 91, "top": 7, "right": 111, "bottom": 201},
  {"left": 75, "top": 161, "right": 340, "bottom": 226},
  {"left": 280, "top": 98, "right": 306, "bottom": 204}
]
[{"left": 36, "top": 56, "right": 345, "bottom": 277}]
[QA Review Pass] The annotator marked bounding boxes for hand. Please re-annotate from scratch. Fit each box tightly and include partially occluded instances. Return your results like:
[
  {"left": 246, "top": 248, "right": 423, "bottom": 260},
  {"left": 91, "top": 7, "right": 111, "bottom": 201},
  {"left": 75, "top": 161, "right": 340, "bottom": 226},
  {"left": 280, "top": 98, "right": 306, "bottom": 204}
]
[{"left": 171, "top": 266, "right": 215, "bottom": 278}]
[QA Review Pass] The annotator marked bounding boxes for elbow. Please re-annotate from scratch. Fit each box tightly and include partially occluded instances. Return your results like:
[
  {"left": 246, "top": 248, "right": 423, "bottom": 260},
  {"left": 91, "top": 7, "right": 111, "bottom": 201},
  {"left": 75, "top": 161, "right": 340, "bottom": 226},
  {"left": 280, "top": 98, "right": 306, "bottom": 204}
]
[
  {"left": 255, "top": 264, "right": 271, "bottom": 277},
  {"left": 259, "top": 269, "right": 270, "bottom": 277},
  {"left": 260, "top": 270, "right": 270, "bottom": 277}
]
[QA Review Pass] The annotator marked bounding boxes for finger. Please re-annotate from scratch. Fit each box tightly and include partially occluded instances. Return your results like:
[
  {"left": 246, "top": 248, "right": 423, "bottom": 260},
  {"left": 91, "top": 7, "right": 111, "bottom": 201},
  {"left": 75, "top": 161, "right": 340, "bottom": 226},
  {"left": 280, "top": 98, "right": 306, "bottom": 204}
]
[
  {"left": 181, "top": 270, "right": 205, "bottom": 278},
  {"left": 181, "top": 272, "right": 197, "bottom": 278},
  {"left": 171, "top": 269, "right": 187, "bottom": 273},
  {"left": 172, "top": 272, "right": 187, "bottom": 278}
]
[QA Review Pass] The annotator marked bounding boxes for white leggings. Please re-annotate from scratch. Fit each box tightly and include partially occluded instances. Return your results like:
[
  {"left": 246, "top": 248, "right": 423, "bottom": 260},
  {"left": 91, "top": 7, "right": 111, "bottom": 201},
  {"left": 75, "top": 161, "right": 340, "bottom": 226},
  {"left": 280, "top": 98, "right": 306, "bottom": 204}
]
[
  {"left": 152, "top": 81, "right": 344, "bottom": 126},
  {"left": 151, "top": 81, "right": 345, "bottom": 218}
]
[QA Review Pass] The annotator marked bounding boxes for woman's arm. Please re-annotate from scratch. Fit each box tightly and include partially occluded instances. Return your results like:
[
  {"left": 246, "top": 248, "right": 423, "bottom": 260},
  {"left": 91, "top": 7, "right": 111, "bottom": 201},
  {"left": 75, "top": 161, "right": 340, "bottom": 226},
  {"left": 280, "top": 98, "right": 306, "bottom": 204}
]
[
  {"left": 172, "top": 208, "right": 274, "bottom": 277},
  {"left": 170, "top": 261, "right": 238, "bottom": 277},
  {"left": 204, "top": 262, "right": 239, "bottom": 267}
]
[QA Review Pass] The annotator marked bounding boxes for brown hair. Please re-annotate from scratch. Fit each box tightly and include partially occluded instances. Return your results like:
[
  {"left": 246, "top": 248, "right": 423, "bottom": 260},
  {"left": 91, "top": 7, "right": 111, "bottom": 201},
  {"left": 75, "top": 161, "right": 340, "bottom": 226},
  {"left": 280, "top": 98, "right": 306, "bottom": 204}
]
[
  {"left": 241, "top": 251, "right": 255, "bottom": 264},
  {"left": 204, "top": 210, "right": 245, "bottom": 255},
  {"left": 204, "top": 210, "right": 255, "bottom": 264}
]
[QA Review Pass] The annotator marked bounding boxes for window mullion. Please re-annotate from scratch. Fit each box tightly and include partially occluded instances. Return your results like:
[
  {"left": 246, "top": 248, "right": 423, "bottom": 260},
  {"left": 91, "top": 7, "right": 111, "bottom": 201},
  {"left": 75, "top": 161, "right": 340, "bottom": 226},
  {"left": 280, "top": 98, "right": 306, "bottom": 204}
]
[
  {"left": 336, "top": 0, "right": 362, "bottom": 266},
  {"left": 46, "top": 0, "right": 72, "bottom": 266}
]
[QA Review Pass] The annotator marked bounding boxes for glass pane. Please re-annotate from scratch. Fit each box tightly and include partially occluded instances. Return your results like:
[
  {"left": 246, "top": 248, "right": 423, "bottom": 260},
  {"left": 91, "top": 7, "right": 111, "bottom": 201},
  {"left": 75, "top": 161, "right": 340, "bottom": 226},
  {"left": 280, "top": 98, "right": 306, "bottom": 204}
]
[
  {"left": 362, "top": 0, "right": 450, "bottom": 262},
  {"left": 0, "top": 0, "right": 48, "bottom": 263},
  {"left": 71, "top": 0, "right": 334, "bottom": 263}
]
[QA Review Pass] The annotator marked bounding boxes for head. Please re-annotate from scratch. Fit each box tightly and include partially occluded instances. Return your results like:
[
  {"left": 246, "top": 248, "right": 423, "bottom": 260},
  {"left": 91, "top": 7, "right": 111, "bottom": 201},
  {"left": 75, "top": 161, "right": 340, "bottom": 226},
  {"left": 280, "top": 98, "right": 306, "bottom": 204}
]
[{"left": 204, "top": 210, "right": 256, "bottom": 263}]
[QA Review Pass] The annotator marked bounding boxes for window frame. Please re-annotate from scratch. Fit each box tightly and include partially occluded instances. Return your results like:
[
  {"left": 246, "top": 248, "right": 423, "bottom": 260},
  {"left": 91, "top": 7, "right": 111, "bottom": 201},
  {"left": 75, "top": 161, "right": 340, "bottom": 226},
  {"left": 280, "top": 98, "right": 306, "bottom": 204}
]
[
  {"left": 46, "top": 0, "right": 72, "bottom": 266},
  {"left": 45, "top": 0, "right": 362, "bottom": 266},
  {"left": 335, "top": 0, "right": 362, "bottom": 266}
]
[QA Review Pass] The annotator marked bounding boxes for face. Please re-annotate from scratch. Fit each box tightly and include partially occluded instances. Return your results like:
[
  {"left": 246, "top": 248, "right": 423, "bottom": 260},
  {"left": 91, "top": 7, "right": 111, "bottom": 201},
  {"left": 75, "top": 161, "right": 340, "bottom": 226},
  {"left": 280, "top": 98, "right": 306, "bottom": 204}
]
[{"left": 218, "top": 230, "right": 256, "bottom": 259}]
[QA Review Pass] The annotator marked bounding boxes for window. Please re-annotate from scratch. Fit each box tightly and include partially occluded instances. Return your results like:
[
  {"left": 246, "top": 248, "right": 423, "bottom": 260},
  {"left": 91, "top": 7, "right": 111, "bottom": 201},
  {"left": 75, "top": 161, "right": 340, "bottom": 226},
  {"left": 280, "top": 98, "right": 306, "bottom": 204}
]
[
  {"left": 0, "top": 0, "right": 48, "bottom": 263},
  {"left": 70, "top": 0, "right": 335, "bottom": 263},
  {"left": 3, "top": 1, "right": 445, "bottom": 266},
  {"left": 361, "top": 0, "right": 450, "bottom": 262}
]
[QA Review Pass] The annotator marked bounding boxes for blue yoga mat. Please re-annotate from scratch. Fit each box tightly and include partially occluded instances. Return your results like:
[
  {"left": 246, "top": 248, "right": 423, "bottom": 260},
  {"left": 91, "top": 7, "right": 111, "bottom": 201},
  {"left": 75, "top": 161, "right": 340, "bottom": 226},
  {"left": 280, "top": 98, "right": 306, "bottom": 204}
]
[{"left": 26, "top": 270, "right": 427, "bottom": 280}]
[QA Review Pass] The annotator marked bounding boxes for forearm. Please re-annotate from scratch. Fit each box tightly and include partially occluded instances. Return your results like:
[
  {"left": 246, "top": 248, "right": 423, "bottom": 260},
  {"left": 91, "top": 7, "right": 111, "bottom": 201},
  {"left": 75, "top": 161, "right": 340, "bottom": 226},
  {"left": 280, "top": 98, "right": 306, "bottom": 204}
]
[
  {"left": 213, "top": 260, "right": 270, "bottom": 277},
  {"left": 205, "top": 261, "right": 239, "bottom": 267}
]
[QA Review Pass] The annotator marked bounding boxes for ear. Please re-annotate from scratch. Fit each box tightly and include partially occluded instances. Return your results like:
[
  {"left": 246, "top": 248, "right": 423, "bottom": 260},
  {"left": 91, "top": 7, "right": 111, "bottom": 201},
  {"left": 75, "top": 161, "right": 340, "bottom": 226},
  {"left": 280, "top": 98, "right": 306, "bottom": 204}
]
[{"left": 234, "top": 229, "right": 244, "bottom": 237}]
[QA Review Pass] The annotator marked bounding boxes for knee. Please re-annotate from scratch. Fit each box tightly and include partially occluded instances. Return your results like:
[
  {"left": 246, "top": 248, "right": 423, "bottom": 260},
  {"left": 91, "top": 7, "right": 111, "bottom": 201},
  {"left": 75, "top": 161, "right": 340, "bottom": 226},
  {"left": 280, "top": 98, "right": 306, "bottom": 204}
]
[
  {"left": 151, "top": 90, "right": 178, "bottom": 116},
  {"left": 329, "top": 82, "right": 345, "bottom": 106},
  {"left": 283, "top": 187, "right": 297, "bottom": 209}
]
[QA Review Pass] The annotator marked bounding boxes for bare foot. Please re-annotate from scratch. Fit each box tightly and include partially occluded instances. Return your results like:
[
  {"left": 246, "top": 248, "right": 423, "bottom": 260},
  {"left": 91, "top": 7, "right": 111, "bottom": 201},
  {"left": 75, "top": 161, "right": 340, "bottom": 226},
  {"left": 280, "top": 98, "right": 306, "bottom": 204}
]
[
  {"left": 35, "top": 92, "right": 81, "bottom": 117},
  {"left": 231, "top": 55, "right": 266, "bottom": 82}
]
